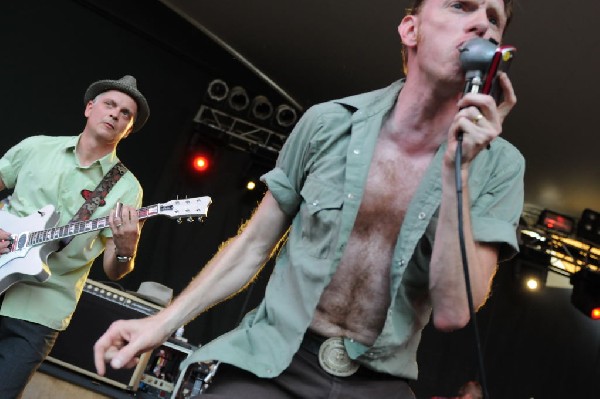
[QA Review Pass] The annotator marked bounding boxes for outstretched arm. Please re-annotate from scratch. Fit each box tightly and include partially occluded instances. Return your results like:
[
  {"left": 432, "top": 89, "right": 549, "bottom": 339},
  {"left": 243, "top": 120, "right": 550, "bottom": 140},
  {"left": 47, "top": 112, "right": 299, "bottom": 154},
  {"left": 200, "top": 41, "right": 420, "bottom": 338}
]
[{"left": 94, "top": 191, "right": 291, "bottom": 375}]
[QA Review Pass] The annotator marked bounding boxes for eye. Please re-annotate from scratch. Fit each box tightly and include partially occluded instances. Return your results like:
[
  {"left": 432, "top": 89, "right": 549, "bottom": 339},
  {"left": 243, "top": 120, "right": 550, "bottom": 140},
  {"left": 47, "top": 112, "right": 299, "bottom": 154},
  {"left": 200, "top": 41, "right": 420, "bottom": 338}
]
[
  {"left": 451, "top": 1, "right": 466, "bottom": 10},
  {"left": 120, "top": 109, "right": 133, "bottom": 120},
  {"left": 488, "top": 14, "right": 499, "bottom": 26}
]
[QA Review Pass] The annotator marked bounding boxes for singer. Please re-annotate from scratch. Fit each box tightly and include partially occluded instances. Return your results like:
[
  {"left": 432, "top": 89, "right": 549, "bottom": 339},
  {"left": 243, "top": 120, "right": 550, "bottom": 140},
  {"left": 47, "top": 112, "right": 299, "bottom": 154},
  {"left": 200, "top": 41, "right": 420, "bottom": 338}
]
[{"left": 95, "top": 1, "right": 523, "bottom": 398}]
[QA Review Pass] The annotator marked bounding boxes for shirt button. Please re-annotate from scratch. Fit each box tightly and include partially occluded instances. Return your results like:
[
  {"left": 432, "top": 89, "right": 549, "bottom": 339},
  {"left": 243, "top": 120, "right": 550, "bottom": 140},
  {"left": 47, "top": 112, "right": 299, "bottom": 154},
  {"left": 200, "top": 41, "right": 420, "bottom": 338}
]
[
  {"left": 353, "top": 149, "right": 360, "bottom": 155},
  {"left": 418, "top": 212, "right": 426, "bottom": 220},
  {"left": 347, "top": 193, "right": 354, "bottom": 200},
  {"left": 312, "top": 200, "right": 319, "bottom": 206},
  {"left": 398, "top": 260, "right": 404, "bottom": 266}
]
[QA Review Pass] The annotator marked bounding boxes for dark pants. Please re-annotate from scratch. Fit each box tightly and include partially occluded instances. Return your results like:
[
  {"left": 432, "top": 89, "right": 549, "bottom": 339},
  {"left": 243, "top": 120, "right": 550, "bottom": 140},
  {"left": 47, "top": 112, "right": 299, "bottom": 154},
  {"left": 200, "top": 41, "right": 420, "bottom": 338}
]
[
  {"left": 201, "top": 335, "right": 416, "bottom": 399},
  {"left": 0, "top": 316, "right": 59, "bottom": 399}
]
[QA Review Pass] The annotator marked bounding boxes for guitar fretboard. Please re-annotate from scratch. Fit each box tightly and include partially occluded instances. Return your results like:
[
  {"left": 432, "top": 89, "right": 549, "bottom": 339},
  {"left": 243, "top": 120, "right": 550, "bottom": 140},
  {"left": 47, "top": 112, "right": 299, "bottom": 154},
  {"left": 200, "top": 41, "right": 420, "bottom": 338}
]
[{"left": 25, "top": 205, "right": 162, "bottom": 247}]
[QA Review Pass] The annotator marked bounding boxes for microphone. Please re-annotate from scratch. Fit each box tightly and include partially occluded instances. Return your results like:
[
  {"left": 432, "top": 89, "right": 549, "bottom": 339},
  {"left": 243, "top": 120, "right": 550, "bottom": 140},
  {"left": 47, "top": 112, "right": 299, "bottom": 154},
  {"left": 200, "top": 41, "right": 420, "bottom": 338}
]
[{"left": 459, "top": 37, "right": 498, "bottom": 96}]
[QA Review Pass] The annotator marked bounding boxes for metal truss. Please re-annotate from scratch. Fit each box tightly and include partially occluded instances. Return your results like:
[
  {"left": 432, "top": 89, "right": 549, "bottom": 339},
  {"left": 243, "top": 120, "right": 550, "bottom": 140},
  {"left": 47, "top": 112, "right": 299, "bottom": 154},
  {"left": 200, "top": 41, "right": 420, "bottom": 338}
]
[
  {"left": 193, "top": 105, "right": 289, "bottom": 160},
  {"left": 520, "top": 226, "right": 600, "bottom": 276}
]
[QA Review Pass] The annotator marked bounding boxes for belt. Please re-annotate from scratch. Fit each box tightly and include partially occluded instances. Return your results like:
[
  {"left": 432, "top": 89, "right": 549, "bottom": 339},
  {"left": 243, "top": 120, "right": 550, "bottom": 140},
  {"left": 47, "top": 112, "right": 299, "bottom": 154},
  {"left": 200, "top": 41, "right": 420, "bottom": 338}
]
[{"left": 301, "top": 331, "right": 398, "bottom": 379}]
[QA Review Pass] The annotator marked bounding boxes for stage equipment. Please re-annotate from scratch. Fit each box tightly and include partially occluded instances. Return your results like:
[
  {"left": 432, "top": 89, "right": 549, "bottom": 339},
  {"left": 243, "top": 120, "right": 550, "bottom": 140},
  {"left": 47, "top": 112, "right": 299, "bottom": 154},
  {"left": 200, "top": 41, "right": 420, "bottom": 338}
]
[
  {"left": 536, "top": 209, "right": 576, "bottom": 235},
  {"left": 250, "top": 95, "right": 274, "bottom": 121},
  {"left": 577, "top": 208, "right": 600, "bottom": 245},
  {"left": 515, "top": 247, "right": 550, "bottom": 291},
  {"left": 196, "top": 79, "right": 302, "bottom": 163},
  {"left": 45, "top": 279, "right": 163, "bottom": 391},
  {"left": 206, "top": 79, "right": 229, "bottom": 102},
  {"left": 570, "top": 267, "right": 600, "bottom": 319},
  {"left": 275, "top": 104, "right": 298, "bottom": 128},
  {"left": 136, "top": 338, "right": 199, "bottom": 399},
  {"left": 227, "top": 85, "right": 250, "bottom": 112}
]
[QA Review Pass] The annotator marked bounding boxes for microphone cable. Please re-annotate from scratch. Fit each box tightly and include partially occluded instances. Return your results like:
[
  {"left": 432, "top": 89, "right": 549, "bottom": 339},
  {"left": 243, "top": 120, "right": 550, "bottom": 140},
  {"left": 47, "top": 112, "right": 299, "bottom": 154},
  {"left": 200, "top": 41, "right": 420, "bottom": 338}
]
[{"left": 454, "top": 135, "right": 490, "bottom": 399}]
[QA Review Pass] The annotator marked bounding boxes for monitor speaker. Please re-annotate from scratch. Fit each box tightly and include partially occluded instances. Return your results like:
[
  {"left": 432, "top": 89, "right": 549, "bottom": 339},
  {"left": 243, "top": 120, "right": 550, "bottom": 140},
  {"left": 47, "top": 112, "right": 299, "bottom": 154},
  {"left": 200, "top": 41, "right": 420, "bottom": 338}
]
[{"left": 45, "top": 279, "right": 163, "bottom": 391}]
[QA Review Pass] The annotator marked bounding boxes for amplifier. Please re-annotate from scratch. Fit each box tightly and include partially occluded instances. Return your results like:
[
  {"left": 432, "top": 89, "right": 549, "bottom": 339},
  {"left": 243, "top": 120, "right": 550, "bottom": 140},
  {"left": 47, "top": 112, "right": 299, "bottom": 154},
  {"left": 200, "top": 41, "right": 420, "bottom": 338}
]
[{"left": 46, "top": 279, "right": 163, "bottom": 391}]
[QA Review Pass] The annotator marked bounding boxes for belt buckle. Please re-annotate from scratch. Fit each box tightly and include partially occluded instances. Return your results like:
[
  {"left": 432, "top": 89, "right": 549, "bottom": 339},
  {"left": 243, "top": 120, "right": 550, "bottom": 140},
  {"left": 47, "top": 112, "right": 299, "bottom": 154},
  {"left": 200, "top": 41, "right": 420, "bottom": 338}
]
[{"left": 318, "top": 337, "right": 359, "bottom": 377}]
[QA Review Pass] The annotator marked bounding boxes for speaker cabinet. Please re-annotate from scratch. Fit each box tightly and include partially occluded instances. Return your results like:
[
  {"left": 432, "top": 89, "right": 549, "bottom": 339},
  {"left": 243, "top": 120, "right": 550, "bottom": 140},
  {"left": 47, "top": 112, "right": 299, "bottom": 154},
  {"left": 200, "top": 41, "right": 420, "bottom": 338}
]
[{"left": 46, "top": 279, "right": 163, "bottom": 391}]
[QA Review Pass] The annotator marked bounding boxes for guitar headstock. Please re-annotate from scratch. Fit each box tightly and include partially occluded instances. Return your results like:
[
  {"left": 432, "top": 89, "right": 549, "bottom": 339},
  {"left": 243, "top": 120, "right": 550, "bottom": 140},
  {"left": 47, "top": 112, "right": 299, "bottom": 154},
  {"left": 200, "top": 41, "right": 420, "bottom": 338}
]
[{"left": 155, "top": 197, "right": 212, "bottom": 221}]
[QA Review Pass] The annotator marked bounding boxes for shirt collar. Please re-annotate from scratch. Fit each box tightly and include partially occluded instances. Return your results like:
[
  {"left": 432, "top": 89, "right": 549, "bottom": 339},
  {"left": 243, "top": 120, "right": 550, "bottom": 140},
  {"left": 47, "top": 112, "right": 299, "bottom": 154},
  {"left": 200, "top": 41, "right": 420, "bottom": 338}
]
[
  {"left": 332, "top": 79, "right": 405, "bottom": 119},
  {"left": 65, "top": 134, "right": 120, "bottom": 174}
]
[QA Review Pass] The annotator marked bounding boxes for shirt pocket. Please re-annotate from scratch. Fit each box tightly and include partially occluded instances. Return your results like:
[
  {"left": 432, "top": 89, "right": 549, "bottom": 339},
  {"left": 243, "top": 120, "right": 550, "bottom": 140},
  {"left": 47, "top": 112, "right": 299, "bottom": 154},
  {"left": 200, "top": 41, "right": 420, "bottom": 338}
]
[{"left": 299, "top": 175, "right": 344, "bottom": 259}]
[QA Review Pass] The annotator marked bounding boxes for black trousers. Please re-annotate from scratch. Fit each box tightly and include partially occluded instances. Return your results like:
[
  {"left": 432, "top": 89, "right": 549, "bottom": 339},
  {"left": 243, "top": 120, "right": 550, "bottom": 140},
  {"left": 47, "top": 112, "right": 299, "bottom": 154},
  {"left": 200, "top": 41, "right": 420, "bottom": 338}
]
[
  {"left": 201, "top": 335, "right": 416, "bottom": 399},
  {"left": 0, "top": 316, "right": 59, "bottom": 399}
]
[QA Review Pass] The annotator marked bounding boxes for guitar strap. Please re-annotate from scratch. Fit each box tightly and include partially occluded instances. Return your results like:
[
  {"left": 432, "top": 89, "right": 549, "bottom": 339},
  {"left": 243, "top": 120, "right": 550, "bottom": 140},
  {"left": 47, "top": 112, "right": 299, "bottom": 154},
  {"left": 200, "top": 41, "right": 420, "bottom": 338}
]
[{"left": 61, "top": 162, "right": 128, "bottom": 247}]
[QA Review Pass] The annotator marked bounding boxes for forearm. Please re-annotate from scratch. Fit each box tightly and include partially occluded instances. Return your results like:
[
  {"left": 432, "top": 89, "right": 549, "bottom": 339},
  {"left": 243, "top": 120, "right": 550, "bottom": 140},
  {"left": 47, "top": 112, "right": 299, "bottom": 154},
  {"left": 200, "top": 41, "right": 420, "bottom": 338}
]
[
  {"left": 429, "top": 166, "right": 497, "bottom": 330},
  {"left": 158, "top": 233, "right": 271, "bottom": 335},
  {"left": 153, "top": 192, "right": 290, "bottom": 336},
  {"left": 103, "top": 241, "right": 136, "bottom": 280}
]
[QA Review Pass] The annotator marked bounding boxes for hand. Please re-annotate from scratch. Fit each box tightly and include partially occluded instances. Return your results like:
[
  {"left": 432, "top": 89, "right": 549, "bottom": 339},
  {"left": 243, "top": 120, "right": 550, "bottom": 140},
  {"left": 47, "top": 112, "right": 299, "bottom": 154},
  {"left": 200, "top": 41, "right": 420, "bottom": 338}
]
[
  {"left": 447, "top": 72, "right": 517, "bottom": 165},
  {"left": 109, "top": 203, "right": 141, "bottom": 257},
  {"left": 0, "top": 229, "right": 12, "bottom": 255},
  {"left": 93, "top": 315, "right": 170, "bottom": 375}
]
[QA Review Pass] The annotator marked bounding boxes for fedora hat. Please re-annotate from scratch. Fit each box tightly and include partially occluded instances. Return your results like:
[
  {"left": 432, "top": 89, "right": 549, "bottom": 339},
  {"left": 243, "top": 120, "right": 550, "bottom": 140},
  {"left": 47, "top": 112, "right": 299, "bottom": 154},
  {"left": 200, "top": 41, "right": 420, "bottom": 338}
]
[
  {"left": 131, "top": 281, "right": 173, "bottom": 307},
  {"left": 83, "top": 75, "right": 150, "bottom": 132}
]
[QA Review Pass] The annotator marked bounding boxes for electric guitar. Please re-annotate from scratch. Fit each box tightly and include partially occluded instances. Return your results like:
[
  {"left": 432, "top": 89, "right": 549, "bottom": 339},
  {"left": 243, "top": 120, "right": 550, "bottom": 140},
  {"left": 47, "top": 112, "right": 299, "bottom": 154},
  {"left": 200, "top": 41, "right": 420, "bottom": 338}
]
[{"left": 0, "top": 196, "right": 212, "bottom": 294}]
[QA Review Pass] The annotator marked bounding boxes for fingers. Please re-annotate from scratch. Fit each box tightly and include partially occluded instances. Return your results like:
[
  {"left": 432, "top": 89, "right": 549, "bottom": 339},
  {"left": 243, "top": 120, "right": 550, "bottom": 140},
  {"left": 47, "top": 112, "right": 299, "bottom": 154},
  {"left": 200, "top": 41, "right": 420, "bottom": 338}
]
[
  {"left": 109, "top": 203, "right": 139, "bottom": 233},
  {"left": 0, "top": 229, "right": 13, "bottom": 254},
  {"left": 497, "top": 72, "right": 517, "bottom": 121},
  {"left": 94, "top": 321, "right": 141, "bottom": 375}
]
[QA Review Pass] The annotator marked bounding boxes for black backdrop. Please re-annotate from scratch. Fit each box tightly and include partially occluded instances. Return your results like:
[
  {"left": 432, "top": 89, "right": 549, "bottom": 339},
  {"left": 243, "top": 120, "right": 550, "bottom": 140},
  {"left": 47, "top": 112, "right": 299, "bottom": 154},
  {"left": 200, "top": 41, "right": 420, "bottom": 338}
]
[{"left": 2, "top": 1, "right": 600, "bottom": 397}]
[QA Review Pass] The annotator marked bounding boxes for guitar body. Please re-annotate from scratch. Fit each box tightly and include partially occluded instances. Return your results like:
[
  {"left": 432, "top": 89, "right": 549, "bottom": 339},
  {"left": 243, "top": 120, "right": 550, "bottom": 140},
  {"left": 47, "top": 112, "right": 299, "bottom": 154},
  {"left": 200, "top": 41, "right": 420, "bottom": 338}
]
[
  {"left": 0, "top": 196, "right": 211, "bottom": 295},
  {"left": 0, "top": 205, "right": 60, "bottom": 294}
]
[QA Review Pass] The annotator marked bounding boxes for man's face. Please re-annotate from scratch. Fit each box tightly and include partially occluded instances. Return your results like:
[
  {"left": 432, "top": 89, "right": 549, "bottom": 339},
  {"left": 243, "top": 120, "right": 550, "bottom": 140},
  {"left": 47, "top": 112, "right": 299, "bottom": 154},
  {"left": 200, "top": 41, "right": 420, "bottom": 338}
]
[
  {"left": 84, "top": 90, "right": 137, "bottom": 141},
  {"left": 404, "top": 0, "right": 507, "bottom": 83}
]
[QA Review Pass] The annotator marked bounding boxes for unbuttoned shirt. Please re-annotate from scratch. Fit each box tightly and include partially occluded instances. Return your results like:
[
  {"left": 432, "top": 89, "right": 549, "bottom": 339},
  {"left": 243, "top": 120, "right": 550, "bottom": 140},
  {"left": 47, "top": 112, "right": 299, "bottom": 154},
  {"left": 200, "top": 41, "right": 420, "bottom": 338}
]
[
  {"left": 184, "top": 80, "right": 525, "bottom": 380},
  {"left": 0, "top": 135, "right": 142, "bottom": 330}
]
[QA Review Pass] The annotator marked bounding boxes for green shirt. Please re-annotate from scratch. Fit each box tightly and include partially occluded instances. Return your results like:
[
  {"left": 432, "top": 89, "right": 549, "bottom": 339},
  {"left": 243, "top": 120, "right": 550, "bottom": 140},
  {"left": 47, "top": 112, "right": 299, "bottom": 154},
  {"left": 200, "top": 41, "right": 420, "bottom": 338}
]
[
  {"left": 0, "top": 135, "right": 142, "bottom": 330},
  {"left": 184, "top": 80, "right": 524, "bottom": 379}
]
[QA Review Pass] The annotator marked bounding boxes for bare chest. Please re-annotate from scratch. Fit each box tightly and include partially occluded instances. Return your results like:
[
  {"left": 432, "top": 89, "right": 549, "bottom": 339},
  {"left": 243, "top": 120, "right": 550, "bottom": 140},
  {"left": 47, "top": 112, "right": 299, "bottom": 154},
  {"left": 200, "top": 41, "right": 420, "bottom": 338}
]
[{"left": 312, "top": 137, "right": 434, "bottom": 342}]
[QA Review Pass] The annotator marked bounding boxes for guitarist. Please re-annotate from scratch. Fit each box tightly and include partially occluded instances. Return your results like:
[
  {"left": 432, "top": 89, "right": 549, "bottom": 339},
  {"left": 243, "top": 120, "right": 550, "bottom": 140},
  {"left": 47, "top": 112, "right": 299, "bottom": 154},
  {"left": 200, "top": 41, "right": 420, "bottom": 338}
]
[{"left": 0, "top": 75, "right": 149, "bottom": 397}]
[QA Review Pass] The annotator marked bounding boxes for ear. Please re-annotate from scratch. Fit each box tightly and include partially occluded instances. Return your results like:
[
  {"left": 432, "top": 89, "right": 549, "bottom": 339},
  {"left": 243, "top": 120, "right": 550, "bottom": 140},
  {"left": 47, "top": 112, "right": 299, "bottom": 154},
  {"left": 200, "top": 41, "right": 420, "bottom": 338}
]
[
  {"left": 399, "top": 14, "right": 419, "bottom": 48},
  {"left": 84, "top": 100, "right": 94, "bottom": 118}
]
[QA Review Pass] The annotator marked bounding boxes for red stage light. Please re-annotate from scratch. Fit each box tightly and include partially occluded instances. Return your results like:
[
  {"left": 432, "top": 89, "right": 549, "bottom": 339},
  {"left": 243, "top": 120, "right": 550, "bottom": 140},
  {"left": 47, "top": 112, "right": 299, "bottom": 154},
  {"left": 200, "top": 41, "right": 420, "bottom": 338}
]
[
  {"left": 191, "top": 154, "right": 210, "bottom": 173},
  {"left": 591, "top": 308, "right": 600, "bottom": 320}
]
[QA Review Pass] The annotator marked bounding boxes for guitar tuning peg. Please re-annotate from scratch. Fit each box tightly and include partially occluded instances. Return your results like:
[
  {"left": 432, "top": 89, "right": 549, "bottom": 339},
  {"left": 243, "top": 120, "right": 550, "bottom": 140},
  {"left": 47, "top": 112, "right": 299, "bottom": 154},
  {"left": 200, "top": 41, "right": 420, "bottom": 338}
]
[
  {"left": 198, "top": 216, "right": 206, "bottom": 223},
  {"left": 177, "top": 218, "right": 183, "bottom": 224},
  {"left": 187, "top": 217, "right": 194, "bottom": 223}
]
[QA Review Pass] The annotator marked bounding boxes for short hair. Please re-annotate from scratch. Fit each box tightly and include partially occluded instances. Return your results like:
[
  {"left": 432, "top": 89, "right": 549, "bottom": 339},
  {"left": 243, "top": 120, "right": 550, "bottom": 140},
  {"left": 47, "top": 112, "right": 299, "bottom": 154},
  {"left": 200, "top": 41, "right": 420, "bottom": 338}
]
[{"left": 401, "top": 0, "right": 515, "bottom": 74}]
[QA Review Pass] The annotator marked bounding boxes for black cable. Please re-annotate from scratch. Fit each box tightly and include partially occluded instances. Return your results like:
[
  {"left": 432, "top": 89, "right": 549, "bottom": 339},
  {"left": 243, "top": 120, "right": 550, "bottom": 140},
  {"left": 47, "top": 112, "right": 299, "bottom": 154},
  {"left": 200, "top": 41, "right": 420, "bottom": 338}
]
[{"left": 455, "top": 135, "right": 490, "bottom": 399}]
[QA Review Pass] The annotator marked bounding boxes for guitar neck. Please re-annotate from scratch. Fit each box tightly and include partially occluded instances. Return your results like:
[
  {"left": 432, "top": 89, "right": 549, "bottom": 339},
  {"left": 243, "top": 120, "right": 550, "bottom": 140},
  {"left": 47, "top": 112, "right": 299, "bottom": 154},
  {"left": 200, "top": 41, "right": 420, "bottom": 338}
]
[{"left": 26, "top": 205, "right": 159, "bottom": 247}]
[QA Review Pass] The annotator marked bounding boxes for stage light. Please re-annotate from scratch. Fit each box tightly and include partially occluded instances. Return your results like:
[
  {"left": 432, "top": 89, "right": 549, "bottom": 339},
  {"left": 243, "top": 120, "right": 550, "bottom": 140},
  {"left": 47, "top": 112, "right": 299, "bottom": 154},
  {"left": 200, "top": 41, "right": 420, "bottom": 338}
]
[
  {"left": 250, "top": 95, "right": 273, "bottom": 121},
  {"left": 275, "top": 104, "right": 298, "bottom": 128},
  {"left": 191, "top": 154, "right": 210, "bottom": 173},
  {"left": 570, "top": 267, "right": 600, "bottom": 319},
  {"left": 536, "top": 209, "right": 576, "bottom": 235},
  {"left": 228, "top": 86, "right": 249, "bottom": 112},
  {"left": 246, "top": 180, "right": 257, "bottom": 191},
  {"left": 207, "top": 79, "right": 229, "bottom": 102},
  {"left": 525, "top": 277, "right": 540, "bottom": 291},
  {"left": 577, "top": 208, "right": 600, "bottom": 245},
  {"left": 514, "top": 247, "right": 550, "bottom": 292}
]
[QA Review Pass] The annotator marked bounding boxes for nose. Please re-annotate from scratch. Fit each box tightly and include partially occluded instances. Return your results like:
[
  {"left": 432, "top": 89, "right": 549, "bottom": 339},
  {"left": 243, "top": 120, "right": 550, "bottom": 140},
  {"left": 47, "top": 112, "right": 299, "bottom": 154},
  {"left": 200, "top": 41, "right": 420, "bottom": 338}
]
[{"left": 468, "top": 9, "right": 490, "bottom": 37}]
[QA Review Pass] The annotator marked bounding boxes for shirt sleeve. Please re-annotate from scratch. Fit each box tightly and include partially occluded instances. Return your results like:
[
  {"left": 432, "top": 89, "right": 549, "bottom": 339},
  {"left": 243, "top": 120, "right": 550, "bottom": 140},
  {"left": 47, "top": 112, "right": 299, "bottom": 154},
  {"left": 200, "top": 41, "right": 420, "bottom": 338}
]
[
  {"left": 0, "top": 136, "right": 39, "bottom": 189},
  {"left": 261, "top": 106, "right": 323, "bottom": 216},
  {"left": 470, "top": 142, "right": 525, "bottom": 261}
]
